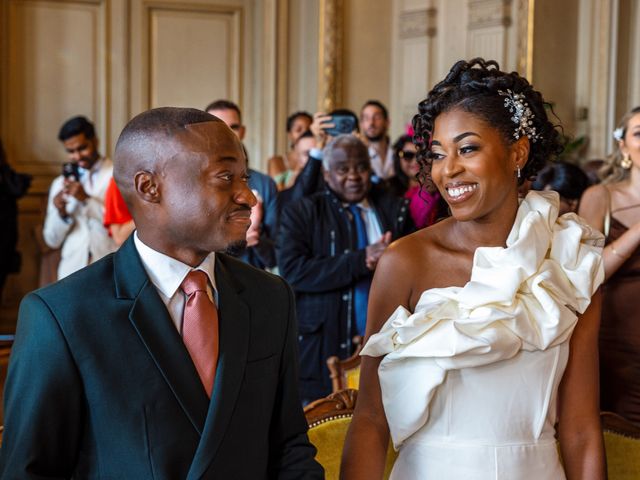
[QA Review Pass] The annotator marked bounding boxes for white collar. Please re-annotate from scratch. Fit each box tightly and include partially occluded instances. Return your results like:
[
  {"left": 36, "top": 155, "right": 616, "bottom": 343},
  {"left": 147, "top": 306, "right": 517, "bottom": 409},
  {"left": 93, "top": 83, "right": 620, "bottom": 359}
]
[
  {"left": 78, "top": 157, "right": 104, "bottom": 177},
  {"left": 133, "top": 231, "right": 217, "bottom": 299}
]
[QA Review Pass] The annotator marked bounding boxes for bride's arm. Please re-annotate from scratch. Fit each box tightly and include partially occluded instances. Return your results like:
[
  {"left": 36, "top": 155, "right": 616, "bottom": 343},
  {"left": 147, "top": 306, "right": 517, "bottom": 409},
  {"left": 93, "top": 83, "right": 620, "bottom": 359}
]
[
  {"left": 557, "top": 290, "right": 606, "bottom": 480},
  {"left": 340, "top": 241, "right": 413, "bottom": 480}
]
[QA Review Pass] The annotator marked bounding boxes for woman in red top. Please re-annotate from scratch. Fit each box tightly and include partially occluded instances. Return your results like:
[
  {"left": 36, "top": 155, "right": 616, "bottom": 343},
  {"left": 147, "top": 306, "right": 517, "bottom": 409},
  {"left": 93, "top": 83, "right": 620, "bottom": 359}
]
[{"left": 103, "top": 177, "right": 135, "bottom": 246}]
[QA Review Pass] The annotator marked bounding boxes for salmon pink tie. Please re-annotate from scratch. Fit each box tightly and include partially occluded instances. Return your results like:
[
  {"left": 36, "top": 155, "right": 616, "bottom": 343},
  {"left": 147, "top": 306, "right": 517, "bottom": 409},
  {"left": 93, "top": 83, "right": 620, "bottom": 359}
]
[{"left": 181, "top": 270, "right": 219, "bottom": 397}]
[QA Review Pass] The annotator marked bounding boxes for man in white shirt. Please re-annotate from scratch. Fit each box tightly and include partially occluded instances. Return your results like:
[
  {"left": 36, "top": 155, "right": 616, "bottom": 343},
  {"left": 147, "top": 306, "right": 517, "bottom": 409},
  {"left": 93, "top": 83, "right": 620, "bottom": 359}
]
[
  {"left": 42, "top": 116, "right": 116, "bottom": 280},
  {"left": 1, "top": 107, "right": 322, "bottom": 479},
  {"left": 360, "top": 99, "right": 395, "bottom": 180}
]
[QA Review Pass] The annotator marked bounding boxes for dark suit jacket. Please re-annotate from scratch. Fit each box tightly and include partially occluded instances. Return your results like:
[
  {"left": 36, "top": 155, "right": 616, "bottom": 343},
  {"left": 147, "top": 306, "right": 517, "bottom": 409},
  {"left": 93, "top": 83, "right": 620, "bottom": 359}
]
[{"left": 0, "top": 238, "right": 323, "bottom": 479}]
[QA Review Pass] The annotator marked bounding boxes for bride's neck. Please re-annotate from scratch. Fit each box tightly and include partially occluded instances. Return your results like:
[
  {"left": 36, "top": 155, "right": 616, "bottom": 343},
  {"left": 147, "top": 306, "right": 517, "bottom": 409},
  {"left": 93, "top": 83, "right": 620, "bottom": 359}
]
[{"left": 452, "top": 207, "right": 518, "bottom": 253}]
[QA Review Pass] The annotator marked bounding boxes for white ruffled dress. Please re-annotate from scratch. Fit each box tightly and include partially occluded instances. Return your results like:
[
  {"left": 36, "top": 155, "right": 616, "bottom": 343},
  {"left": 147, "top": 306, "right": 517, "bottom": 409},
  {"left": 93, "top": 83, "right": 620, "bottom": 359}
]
[{"left": 361, "top": 191, "right": 604, "bottom": 479}]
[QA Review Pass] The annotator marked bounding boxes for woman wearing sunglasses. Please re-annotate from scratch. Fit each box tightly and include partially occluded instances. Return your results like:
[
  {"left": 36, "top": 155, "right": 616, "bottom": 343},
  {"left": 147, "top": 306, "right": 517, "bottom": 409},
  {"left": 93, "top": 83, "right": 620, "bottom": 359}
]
[{"left": 387, "top": 134, "right": 444, "bottom": 229}]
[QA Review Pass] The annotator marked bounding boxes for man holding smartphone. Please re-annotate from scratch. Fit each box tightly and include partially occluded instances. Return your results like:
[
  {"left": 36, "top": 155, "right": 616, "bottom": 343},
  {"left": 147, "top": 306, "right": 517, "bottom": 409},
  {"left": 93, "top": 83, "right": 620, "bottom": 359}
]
[{"left": 42, "top": 116, "right": 116, "bottom": 280}]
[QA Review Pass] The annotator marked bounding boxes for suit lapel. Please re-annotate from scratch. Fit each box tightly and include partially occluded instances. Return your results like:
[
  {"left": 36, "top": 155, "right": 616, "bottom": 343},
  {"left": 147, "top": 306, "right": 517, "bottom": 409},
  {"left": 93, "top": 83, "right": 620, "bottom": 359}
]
[
  {"left": 115, "top": 238, "right": 209, "bottom": 435},
  {"left": 188, "top": 255, "right": 250, "bottom": 479}
]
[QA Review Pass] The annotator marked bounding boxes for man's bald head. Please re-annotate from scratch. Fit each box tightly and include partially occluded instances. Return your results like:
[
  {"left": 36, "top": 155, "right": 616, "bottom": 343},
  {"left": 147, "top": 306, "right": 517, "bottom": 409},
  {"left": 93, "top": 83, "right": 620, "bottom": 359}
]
[{"left": 113, "top": 107, "right": 224, "bottom": 207}]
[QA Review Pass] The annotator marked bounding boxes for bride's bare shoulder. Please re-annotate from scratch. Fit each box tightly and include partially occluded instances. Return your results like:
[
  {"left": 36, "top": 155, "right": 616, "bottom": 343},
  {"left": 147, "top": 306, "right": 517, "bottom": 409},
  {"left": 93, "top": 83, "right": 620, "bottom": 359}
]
[
  {"left": 388, "top": 218, "right": 453, "bottom": 256},
  {"left": 377, "top": 219, "right": 456, "bottom": 281}
]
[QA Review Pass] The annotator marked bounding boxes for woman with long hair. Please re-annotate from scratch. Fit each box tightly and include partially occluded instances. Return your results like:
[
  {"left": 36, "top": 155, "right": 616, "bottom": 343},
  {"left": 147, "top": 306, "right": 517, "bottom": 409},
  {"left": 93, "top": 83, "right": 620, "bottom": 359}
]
[{"left": 579, "top": 106, "right": 640, "bottom": 426}]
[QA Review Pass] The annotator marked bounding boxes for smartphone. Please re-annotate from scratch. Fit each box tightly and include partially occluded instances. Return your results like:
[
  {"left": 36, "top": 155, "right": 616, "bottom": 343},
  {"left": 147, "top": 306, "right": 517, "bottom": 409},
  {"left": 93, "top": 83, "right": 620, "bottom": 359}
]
[
  {"left": 62, "top": 162, "right": 80, "bottom": 181},
  {"left": 324, "top": 114, "right": 357, "bottom": 137}
]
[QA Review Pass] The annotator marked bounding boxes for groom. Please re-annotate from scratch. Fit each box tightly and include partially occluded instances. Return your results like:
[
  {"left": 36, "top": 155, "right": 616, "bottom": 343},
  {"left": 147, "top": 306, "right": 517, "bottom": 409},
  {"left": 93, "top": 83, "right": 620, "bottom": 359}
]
[{"left": 0, "top": 107, "right": 323, "bottom": 479}]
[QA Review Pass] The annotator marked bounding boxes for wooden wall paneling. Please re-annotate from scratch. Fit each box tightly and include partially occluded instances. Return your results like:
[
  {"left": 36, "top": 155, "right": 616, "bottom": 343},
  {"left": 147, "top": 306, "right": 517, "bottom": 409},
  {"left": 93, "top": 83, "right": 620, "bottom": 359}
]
[
  {"left": 130, "top": 1, "right": 242, "bottom": 114},
  {"left": 286, "top": 0, "right": 319, "bottom": 120},
  {"left": 128, "top": 0, "right": 280, "bottom": 172},
  {"left": 629, "top": 0, "right": 640, "bottom": 108},
  {"left": 107, "top": 0, "right": 130, "bottom": 152},
  {"left": 390, "top": 0, "right": 437, "bottom": 140},
  {"left": 575, "top": 0, "right": 616, "bottom": 159},
  {"left": 0, "top": 0, "right": 109, "bottom": 332},
  {"left": 6, "top": 0, "right": 107, "bottom": 175},
  {"left": 466, "top": 0, "right": 512, "bottom": 68}
]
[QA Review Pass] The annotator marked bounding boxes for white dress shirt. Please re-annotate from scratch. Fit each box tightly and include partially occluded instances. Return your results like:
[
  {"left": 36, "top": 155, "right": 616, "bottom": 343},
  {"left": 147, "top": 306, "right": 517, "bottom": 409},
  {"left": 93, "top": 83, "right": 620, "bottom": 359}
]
[
  {"left": 43, "top": 157, "right": 117, "bottom": 280},
  {"left": 350, "top": 198, "right": 383, "bottom": 245},
  {"left": 368, "top": 144, "right": 395, "bottom": 180},
  {"left": 134, "top": 232, "right": 217, "bottom": 332}
]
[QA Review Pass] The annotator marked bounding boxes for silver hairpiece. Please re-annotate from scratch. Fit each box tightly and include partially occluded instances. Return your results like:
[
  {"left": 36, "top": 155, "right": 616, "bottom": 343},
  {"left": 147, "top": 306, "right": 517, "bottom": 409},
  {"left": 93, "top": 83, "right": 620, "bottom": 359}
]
[
  {"left": 498, "top": 89, "right": 539, "bottom": 142},
  {"left": 613, "top": 127, "right": 624, "bottom": 141}
]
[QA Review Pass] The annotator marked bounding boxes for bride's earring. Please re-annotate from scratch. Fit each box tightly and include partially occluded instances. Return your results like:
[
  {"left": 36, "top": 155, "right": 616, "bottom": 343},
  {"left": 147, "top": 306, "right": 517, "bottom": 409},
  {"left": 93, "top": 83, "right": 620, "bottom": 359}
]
[
  {"left": 516, "top": 164, "right": 521, "bottom": 179},
  {"left": 621, "top": 153, "right": 632, "bottom": 170}
]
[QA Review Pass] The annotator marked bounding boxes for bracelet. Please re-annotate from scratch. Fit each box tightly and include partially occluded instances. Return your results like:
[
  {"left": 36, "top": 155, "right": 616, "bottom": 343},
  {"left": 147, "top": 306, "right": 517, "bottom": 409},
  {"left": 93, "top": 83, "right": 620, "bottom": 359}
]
[{"left": 610, "top": 243, "right": 626, "bottom": 259}]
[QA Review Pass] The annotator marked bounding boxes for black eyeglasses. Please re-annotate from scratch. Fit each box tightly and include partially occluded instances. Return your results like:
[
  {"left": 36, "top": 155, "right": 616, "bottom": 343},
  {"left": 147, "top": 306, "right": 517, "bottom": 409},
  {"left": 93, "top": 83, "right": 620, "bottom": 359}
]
[{"left": 399, "top": 150, "right": 417, "bottom": 161}]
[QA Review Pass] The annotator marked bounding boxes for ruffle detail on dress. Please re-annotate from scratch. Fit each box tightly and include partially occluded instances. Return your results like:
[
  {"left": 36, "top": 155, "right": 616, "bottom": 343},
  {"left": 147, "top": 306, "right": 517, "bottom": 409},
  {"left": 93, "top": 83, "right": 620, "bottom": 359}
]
[{"left": 361, "top": 190, "right": 604, "bottom": 448}]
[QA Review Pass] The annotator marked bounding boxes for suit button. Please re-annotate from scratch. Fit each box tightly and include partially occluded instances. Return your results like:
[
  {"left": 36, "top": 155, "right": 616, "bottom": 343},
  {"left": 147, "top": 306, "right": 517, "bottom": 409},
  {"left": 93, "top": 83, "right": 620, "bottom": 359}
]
[{"left": 342, "top": 294, "right": 348, "bottom": 301}]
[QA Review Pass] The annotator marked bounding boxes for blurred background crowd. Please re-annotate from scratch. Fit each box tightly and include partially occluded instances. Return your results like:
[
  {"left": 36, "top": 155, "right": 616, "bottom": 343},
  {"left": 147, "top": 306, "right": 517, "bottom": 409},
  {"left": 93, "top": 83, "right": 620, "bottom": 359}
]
[{"left": 0, "top": 0, "right": 639, "bottom": 426}]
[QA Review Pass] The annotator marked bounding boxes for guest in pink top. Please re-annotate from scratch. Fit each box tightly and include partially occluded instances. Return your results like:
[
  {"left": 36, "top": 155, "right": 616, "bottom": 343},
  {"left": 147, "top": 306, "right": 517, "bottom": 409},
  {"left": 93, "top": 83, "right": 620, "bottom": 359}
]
[{"left": 387, "top": 134, "right": 445, "bottom": 228}]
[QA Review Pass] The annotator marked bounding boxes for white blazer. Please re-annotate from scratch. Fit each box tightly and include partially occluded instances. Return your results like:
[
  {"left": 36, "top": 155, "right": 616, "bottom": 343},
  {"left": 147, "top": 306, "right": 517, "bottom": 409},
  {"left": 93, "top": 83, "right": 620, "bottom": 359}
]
[{"left": 43, "top": 158, "right": 117, "bottom": 280}]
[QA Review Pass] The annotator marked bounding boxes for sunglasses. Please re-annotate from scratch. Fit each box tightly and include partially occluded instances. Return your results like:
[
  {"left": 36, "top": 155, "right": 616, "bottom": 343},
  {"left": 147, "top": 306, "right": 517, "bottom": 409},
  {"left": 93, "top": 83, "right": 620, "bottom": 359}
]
[{"left": 399, "top": 150, "right": 417, "bottom": 161}]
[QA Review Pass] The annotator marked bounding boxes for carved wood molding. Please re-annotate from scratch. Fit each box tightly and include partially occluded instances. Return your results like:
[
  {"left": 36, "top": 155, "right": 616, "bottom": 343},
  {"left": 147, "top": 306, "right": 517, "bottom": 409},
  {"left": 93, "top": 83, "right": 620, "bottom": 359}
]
[
  {"left": 516, "top": 0, "right": 534, "bottom": 79},
  {"left": 304, "top": 388, "right": 358, "bottom": 427},
  {"left": 317, "top": 0, "right": 343, "bottom": 112},
  {"left": 468, "top": 0, "right": 512, "bottom": 29},
  {"left": 399, "top": 8, "right": 437, "bottom": 39}
]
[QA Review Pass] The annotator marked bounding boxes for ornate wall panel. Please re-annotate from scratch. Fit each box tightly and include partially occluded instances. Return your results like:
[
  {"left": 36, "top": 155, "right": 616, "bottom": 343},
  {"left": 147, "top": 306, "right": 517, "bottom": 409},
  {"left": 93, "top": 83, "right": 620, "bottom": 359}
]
[
  {"left": 129, "top": 1, "right": 242, "bottom": 114},
  {"left": 390, "top": 1, "right": 438, "bottom": 139},
  {"left": 128, "top": 0, "right": 279, "bottom": 174},
  {"left": 466, "top": 0, "right": 512, "bottom": 67},
  {"left": 4, "top": 0, "right": 107, "bottom": 176},
  {"left": 574, "top": 0, "right": 616, "bottom": 158},
  {"left": 630, "top": 1, "right": 640, "bottom": 108},
  {"left": 317, "top": 0, "right": 343, "bottom": 112},
  {"left": 0, "top": 0, "right": 108, "bottom": 329},
  {"left": 150, "top": 9, "right": 241, "bottom": 108},
  {"left": 389, "top": 0, "right": 522, "bottom": 139},
  {"left": 287, "top": 0, "right": 319, "bottom": 117}
]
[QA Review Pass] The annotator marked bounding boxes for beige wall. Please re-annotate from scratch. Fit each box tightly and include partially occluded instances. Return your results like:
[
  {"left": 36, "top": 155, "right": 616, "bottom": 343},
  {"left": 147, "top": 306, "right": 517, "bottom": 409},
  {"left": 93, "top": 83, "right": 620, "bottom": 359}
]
[
  {"left": 343, "top": 0, "right": 392, "bottom": 114},
  {"left": 532, "top": 0, "right": 579, "bottom": 138}
]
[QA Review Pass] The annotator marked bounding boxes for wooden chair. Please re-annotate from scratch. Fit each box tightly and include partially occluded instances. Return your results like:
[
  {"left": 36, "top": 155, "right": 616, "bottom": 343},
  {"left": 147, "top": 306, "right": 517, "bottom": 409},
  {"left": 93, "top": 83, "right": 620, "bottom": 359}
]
[
  {"left": 601, "top": 411, "right": 640, "bottom": 479},
  {"left": 0, "top": 336, "right": 12, "bottom": 447},
  {"left": 304, "top": 388, "right": 396, "bottom": 479},
  {"left": 0, "top": 337, "right": 13, "bottom": 427},
  {"left": 32, "top": 225, "right": 61, "bottom": 288},
  {"left": 326, "top": 336, "right": 362, "bottom": 392}
]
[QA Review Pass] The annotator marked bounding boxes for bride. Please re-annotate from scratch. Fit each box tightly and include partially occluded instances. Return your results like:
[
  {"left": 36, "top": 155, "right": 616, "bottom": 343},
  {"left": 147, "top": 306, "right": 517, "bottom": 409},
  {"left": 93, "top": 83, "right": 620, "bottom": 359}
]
[{"left": 340, "top": 58, "right": 605, "bottom": 479}]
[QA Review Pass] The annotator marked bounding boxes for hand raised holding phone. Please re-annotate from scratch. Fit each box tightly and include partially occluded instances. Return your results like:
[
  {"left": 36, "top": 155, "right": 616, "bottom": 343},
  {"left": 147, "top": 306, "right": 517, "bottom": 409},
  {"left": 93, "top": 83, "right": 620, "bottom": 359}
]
[{"left": 311, "top": 110, "right": 359, "bottom": 149}]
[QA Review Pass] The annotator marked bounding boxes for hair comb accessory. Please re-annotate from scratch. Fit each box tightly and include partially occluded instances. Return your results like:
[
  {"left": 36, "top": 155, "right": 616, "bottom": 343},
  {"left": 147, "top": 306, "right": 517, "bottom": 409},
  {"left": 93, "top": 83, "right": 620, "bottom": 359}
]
[
  {"left": 613, "top": 127, "right": 624, "bottom": 141},
  {"left": 498, "top": 89, "right": 540, "bottom": 142}
]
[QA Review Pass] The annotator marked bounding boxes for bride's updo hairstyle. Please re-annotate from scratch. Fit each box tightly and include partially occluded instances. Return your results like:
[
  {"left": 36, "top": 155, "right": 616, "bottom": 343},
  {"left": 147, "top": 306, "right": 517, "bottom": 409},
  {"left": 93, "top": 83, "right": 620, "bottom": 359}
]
[{"left": 412, "top": 58, "right": 563, "bottom": 187}]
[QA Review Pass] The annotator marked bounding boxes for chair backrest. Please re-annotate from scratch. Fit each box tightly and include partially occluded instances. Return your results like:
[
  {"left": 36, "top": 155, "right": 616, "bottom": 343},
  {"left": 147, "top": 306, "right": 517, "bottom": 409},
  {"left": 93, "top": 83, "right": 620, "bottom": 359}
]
[
  {"left": 601, "top": 411, "right": 640, "bottom": 479},
  {"left": 0, "top": 338, "right": 13, "bottom": 427},
  {"left": 304, "top": 389, "right": 396, "bottom": 479},
  {"left": 326, "top": 337, "right": 363, "bottom": 392}
]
